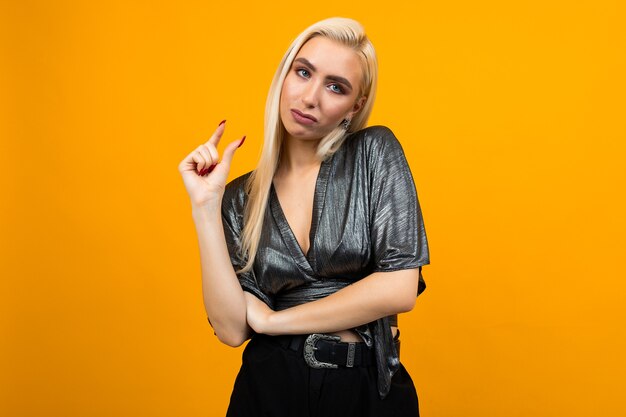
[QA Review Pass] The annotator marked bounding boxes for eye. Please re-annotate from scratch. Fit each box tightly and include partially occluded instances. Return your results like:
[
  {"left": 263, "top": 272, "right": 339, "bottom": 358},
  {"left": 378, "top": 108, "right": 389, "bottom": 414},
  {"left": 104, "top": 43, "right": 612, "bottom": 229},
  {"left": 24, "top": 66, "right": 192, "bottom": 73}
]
[
  {"left": 329, "top": 84, "right": 345, "bottom": 94},
  {"left": 296, "top": 68, "right": 311, "bottom": 78}
]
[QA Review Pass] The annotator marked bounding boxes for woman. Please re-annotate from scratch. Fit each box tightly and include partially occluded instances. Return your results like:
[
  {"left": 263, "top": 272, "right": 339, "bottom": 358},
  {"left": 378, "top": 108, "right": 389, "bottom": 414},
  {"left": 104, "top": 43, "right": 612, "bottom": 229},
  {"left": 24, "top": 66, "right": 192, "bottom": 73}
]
[{"left": 178, "top": 17, "right": 429, "bottom": 416}]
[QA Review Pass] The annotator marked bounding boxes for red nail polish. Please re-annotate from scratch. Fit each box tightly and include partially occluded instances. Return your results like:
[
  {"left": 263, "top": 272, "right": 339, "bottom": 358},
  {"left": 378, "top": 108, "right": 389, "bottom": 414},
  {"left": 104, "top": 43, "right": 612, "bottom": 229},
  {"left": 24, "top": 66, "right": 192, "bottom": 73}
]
[
  {"left": 208, "top": 163, "right": 217, "bottom": 173},
  {"left": 219, "top": 119, "right": 226, "bottom": 127},
  {"left": 199, "top": 168, "right": 207, "bottom": 175},
  {"left": 238, "top": 136, "right": 246, "bottom": 148}
]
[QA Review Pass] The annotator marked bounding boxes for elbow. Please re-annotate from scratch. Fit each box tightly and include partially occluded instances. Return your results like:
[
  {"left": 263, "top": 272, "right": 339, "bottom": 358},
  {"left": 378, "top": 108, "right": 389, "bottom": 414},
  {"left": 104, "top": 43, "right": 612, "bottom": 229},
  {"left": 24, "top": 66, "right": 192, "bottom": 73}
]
[
  {"left": 207, "top": 314, "right": 250, "bottom": 347},
  {"left": 390, "top": 288, "right": 417, "bottom": 314},
  {"left": 217, "top": 333, "right": 247, "bottom": 347},
  {"left": 394, "top": 294, "right": 416, "bottom": 314},
  {"left": 213, "top": 326, "right": 250, "bottom": 347}
]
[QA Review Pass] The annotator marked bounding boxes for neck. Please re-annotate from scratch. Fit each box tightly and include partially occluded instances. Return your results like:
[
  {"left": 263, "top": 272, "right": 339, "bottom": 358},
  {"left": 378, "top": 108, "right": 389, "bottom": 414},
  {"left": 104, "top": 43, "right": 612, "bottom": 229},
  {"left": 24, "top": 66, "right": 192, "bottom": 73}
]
[{"left": 277, "top": 135, "right": 322, "bottom": 174}]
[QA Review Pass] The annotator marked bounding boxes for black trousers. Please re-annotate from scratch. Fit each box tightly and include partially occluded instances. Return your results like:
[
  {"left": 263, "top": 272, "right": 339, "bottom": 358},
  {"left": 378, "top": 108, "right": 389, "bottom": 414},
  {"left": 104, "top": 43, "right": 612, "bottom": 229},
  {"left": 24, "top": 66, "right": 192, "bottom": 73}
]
[{"left": 226, "top": 334, "right": 420, "bottom": 417}]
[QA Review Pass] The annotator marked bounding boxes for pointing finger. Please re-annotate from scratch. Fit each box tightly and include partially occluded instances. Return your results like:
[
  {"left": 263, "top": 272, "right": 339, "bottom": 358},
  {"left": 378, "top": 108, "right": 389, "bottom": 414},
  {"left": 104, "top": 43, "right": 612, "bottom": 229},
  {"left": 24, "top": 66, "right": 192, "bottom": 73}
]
[{"left": 206, "top": 119, "right": 227, "bottom": 148}]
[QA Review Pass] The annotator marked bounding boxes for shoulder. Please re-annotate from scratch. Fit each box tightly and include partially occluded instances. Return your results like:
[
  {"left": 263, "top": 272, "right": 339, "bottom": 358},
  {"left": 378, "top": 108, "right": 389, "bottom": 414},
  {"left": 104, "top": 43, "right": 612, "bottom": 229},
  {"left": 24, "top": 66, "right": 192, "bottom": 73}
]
[
  {"left": 345, "top": 125, "right": 405, "bottom": 161},
  {"left": 222, "top": 171, "right": 253, "bottom": 214}
]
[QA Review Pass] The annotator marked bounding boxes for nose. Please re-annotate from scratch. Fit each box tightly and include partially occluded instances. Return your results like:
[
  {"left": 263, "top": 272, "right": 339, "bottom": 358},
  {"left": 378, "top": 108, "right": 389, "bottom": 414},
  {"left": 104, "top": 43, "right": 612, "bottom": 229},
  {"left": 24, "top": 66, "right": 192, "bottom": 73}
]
[{"left": 301, "top": 80, "right": 321, "bottom": 108}]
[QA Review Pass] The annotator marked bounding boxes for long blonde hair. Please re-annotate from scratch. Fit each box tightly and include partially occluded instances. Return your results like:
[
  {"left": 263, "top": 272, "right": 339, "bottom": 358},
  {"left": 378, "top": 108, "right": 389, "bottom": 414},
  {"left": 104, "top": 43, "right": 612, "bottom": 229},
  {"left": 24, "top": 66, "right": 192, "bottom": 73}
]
[{"left": 238, "top": 17, "right": 378, "bottom": 274}]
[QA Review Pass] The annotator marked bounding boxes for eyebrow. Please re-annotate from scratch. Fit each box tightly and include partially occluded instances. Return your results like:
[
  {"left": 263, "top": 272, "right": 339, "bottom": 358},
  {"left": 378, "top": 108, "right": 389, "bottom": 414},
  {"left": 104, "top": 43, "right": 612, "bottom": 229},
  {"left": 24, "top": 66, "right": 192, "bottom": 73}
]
[{"left": 294, "top": 57, "right": 354, "bottom": 91}]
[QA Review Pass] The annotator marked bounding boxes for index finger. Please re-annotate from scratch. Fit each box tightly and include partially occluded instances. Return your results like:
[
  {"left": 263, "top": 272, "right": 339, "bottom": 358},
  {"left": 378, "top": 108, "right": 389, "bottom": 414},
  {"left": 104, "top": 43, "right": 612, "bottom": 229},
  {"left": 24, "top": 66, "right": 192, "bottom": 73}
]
[{"left": 206, "top": 119, "right": 227, "bottom": 147}]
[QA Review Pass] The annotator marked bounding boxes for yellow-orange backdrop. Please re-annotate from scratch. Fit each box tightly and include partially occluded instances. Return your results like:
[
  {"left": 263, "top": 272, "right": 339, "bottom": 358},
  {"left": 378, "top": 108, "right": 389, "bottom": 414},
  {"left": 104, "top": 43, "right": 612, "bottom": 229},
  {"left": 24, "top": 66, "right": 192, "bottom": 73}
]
[{"left": 1, "top": 1, "right": 625, "bottom": 416}]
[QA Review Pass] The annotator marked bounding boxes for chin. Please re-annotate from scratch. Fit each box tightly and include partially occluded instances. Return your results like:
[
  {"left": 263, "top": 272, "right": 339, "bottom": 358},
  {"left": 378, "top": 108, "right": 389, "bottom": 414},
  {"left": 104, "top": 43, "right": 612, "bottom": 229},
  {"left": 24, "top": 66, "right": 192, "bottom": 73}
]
[
  {"left": 287, "top": 131, "right": 324, "bottom": 142},
  {"left": 282, "top": 124, "right": 318, "bottom": 141}
]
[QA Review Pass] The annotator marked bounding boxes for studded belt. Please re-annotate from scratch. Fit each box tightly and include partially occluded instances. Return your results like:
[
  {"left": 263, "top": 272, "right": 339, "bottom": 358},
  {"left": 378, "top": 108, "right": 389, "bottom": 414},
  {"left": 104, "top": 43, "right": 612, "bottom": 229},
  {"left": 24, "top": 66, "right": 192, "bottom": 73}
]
[{"left": 267, "top": 333, "right": 379, "bottom": 369}]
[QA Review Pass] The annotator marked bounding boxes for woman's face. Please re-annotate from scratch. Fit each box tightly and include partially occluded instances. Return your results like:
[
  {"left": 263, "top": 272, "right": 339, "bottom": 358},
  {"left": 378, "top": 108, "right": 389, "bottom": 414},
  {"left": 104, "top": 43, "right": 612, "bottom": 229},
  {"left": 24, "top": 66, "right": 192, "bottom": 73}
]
[{"left": 279, "top": 36, "right": 366, "bottom": 142}]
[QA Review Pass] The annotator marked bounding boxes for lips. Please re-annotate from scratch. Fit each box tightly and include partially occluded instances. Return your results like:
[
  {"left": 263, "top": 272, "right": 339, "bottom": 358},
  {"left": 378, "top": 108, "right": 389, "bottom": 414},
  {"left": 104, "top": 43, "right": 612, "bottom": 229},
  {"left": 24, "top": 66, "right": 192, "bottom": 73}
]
[{"left": 291, "top": 109, "right": 318, "bottom": 124}]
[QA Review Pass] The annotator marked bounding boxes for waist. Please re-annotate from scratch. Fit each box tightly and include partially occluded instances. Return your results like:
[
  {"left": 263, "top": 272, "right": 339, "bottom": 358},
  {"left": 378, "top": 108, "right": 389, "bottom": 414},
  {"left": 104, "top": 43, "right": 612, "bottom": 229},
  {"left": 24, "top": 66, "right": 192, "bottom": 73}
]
[
  {"left": 256, "top": 333, "right": 379, "bottom": 369},
  {"left": 253, "top": 327, "right": 402, "bottom": 367},
  {"left": 330, "top": 326, "right": 398, "bottom": 342}
]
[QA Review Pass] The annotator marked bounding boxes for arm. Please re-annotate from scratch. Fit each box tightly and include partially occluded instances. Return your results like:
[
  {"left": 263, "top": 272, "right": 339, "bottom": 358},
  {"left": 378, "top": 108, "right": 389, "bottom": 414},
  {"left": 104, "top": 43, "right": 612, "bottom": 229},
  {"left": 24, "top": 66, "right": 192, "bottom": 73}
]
[
  {"left": 245, "top": 267, "right": 420, "bottom": 335},
  {"left": 193, "top": 202, "right": 252, "bottom": 346},
  {"left": 179, "top": 121, "right": 251, "bottom": 347}
]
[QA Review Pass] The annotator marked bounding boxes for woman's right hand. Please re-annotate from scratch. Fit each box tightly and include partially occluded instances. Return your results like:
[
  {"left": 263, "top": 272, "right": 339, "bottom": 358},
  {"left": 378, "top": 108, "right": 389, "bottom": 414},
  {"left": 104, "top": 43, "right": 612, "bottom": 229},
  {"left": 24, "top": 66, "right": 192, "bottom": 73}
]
[{"left": 178, "top": 121, "right": 245, "bottom": 208}]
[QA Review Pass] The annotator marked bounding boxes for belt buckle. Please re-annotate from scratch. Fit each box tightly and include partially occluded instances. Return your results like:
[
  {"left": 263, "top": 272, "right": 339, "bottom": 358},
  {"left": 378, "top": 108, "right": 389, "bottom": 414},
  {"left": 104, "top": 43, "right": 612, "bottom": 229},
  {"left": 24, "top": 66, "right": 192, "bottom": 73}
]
[{"left": 303, "top": 334, "right": 340, "bottom": 369}]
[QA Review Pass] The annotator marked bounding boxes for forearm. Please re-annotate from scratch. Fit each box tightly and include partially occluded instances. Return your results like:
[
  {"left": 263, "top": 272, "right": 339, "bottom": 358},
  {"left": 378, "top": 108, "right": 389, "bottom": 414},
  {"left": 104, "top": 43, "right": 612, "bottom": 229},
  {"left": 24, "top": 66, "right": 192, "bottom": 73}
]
[
  {"left": 263, "top": 268, "right": 420, "bottom": 335},
  {"left": 192, "top": 201, "right": 251, "bottom": 346}
]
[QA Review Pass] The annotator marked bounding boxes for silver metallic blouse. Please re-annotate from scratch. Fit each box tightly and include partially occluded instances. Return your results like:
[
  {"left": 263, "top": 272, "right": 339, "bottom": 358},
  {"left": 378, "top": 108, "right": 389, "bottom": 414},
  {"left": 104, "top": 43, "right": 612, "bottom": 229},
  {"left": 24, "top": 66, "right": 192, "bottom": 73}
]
[{"left": 221, "top": 125, "right": 430, "bottom": 398}]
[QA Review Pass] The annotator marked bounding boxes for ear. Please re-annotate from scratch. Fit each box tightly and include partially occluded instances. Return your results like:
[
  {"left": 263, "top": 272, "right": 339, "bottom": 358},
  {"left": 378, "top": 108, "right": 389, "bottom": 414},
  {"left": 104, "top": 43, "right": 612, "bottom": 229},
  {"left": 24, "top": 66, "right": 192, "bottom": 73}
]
[{"left": 348, "top": 96, "right": 367, "bottom": 119}]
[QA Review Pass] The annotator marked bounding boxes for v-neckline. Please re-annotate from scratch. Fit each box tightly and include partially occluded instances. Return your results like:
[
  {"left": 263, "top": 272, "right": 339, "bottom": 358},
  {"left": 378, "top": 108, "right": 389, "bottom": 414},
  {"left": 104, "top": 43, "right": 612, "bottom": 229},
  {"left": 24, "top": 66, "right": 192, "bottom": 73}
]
[{"left": 269, "top": 156, "right": 333, "bottom": 275}]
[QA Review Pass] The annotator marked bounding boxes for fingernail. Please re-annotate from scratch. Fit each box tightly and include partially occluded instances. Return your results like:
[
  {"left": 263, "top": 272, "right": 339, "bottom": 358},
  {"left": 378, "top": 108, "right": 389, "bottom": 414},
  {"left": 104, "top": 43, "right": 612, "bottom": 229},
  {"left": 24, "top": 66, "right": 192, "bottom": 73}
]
[
  {"left": 208, "top": 163, "right": 217, "bottom": 173},
  {"left": 238, "top": 135, "right": 246, "bottom": 148},
  {"left": 219, "top": 119, "right": 226, "bottom": 127},
  {"left": 199, "top": 168, "right": 207, "bottom": 175}
]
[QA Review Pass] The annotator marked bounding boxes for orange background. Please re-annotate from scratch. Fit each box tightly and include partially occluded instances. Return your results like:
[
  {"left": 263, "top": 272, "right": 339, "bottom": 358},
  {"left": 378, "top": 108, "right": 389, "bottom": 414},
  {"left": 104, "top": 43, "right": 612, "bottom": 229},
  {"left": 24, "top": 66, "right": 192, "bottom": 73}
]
[{"left": 1, "top": 1, "right": 625, "bottom": 416}]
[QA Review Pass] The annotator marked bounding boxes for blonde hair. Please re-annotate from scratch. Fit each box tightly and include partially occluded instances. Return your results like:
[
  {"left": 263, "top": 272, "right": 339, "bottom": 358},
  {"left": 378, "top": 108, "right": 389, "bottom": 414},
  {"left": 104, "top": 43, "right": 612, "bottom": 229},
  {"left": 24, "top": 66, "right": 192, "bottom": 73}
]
[{"left": 238, "top": 17, "right": 378, "bottom": 274}]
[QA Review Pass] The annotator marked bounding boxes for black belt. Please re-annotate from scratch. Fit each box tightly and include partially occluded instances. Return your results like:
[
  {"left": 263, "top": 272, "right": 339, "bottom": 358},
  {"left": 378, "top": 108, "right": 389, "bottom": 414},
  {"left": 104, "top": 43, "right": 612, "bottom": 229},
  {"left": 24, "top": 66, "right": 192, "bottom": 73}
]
[{"left": 263, "top": 333, "right": 380, "bottom": 369}]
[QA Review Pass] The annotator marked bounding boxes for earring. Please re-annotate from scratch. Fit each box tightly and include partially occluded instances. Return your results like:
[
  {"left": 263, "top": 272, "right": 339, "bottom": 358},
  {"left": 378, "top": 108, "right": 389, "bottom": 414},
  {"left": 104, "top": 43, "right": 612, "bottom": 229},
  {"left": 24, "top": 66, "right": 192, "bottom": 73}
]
[{"left": 342, "top": 119, "right": 351, "bottom": 130}]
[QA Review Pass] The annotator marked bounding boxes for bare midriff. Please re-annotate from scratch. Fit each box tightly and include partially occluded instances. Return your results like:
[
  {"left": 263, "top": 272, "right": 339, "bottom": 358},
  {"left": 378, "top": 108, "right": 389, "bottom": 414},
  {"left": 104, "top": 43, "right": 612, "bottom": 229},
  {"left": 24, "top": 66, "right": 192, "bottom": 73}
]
[{"left": 330, "top": 326, "right": 399, "bottom": 343}]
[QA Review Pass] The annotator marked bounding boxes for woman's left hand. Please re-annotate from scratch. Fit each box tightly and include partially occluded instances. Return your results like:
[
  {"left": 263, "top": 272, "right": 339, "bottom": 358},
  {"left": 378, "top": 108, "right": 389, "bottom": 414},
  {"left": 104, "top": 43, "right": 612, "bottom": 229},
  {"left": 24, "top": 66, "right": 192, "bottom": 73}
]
[{"left": 244, "top": 292, "right": 276, "bottom": 335}]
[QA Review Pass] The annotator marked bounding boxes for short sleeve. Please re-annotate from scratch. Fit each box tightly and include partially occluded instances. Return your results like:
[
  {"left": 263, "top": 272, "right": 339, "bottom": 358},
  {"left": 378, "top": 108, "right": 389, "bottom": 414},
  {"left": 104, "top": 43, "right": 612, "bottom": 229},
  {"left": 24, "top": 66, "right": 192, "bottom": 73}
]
[
  {"left": 366, "top": 126, "right": 430, "bottom": 295},
  {"left": 221, "top": 177, "right": 274, "bottom": 307}
]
